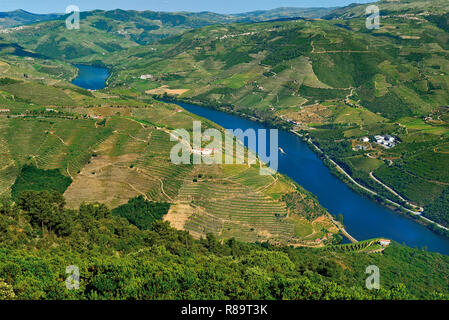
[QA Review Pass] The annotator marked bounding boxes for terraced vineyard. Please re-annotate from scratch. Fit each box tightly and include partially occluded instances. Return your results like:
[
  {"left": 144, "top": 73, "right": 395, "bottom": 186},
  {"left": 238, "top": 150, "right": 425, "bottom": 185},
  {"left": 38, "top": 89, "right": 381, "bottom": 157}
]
[
  {"left": 0, "top": 23, "right": 345, "bottom": 246},
  {"left": 0, "top": 104, "right": 332, "bottom": 246},
  {"left": 164, "top": 163, "right": 336, "bottom": 244},
  {"left": 0, "top": 117, "right": 113, "bottom": 195},
  {"left": 178, "top": 183, "right": 294, "bottom": 242},
  {"left": 134, "top": 128, "right": 194, "bottom": 201},
  {"left": 328, "top": 239, "right": 387, "bottom": 253},
  {"left": 62, "top": 117, "right": 193, "bottom": 208},
  {"left": 0, "top": 131, "right": 17, "bottom": 196}
]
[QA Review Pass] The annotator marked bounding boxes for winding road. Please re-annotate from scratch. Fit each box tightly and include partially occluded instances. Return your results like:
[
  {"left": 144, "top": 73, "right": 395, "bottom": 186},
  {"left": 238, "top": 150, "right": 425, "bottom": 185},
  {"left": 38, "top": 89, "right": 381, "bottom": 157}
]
[{"left": 303, "top": 136, "right": 449, "bottom": 232}]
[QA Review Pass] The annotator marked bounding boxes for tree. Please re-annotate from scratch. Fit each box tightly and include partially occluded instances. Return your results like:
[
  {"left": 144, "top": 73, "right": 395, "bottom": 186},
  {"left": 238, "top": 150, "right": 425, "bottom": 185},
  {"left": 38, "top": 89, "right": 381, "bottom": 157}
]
[
  {"left": 0, "top": 279, "right": 15, "bottom": 300},
  {"left": 17, "top": 190, "right": 70, "bottom": 235}
]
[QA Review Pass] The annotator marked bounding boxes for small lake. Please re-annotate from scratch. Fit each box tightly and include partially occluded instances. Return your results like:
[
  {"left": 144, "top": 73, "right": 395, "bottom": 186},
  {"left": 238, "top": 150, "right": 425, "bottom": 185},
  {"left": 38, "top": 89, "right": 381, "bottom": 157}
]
[
  {"left": 71, "top": 64, "right": 110, "bottom": 91},
  {"left": 71, "top": 66, "right": 449, "bottom": 255}
]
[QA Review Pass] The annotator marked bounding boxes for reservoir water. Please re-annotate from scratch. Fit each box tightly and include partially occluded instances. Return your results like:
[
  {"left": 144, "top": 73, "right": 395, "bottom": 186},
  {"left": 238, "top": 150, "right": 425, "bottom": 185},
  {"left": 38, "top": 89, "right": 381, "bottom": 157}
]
[
  {"left": 71, "top": 64, "right": 110, "bottom": 90},
  {"left": 72, "top": 65, "right": 449, "bottom": 255}
]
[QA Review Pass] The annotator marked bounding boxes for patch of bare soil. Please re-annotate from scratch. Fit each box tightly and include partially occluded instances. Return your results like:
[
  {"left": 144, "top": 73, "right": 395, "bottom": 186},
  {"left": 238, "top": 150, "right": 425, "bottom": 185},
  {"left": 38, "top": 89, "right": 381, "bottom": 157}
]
[
  {"left": 286, "top": 104, "right": 332, "bottom": 124},
  {"left": 164, "top": 203, "right": 196, "bottom": 231},
  {"left": 146, "top": 85, "right": 189, "bottom": 96},
  {"left": 63, "top": 153, "right": 159, "bottom": 208}
]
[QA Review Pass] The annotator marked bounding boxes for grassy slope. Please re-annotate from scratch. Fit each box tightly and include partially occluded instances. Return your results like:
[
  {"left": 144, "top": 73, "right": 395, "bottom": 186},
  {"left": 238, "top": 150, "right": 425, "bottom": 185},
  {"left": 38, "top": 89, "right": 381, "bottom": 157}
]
[
  {"left": 0, "top": 45, "right": 339, "bottom": 245},
  {"left": 101, "top": 2, "right": 449, "bottom": 228}
]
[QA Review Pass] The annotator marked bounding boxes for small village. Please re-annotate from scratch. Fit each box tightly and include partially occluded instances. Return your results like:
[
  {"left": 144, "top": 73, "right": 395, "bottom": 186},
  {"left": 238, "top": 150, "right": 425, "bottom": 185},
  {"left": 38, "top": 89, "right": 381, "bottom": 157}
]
[
  {"left": 354, "top": 134, "right": 398, "bottom": 151},
  {"left": 373, "top": 135, "right": 398, "bottom": 149}
]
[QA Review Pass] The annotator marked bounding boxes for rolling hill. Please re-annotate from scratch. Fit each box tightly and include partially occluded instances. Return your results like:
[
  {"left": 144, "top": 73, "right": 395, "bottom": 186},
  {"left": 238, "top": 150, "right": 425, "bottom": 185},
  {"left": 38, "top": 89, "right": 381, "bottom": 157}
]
[
  {"left": 0, "top": 40, "right": 342, "bottom": 246},
  {"left": 0, "top": 7, "right": 335, "bottom": 62},
  {"left": 1, "top": 3, "right": 449, "bottom": 301},
  {"left": 324, "top": 0, "right": 449, "bottom": 19},
  {"left": 0, "top": 9, "right": 62, "bottom": 28},
  {"left": 101, "top": 2, "right": 449, "bottom": 229}
]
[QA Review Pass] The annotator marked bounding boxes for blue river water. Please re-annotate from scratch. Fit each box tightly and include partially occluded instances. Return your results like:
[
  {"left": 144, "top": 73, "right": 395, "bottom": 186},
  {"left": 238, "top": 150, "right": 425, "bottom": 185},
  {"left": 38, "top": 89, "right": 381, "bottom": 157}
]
[
  {"left": 72, "top": 65, "right": 449, "bottom": 255},
  {"left": 71, "top": 64, "right": 110, "bottom": 91},
  {"left": 176, "top": 102, "right": 449, "bottom": 255}
]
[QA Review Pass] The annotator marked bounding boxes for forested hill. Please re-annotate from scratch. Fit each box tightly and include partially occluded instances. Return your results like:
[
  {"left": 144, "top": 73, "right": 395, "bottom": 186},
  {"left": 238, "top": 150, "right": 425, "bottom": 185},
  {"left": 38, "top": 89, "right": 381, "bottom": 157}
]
[{"left": 1, "top": 191, "right": 449, "bottom": 299}]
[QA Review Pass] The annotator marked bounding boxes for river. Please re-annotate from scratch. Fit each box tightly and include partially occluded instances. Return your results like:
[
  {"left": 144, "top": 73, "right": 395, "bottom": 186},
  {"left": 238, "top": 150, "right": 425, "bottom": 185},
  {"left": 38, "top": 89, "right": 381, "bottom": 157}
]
[
  {"left": 72, "top": 64, "right": 449, "bottom": 255},
  {"left": 71, "top": 64, "right": 110, "bottom": 91}
]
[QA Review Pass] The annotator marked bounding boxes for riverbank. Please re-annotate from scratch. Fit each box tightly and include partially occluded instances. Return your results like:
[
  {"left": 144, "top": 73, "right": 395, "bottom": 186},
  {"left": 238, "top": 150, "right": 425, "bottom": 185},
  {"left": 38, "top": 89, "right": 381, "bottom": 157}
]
[
  {"left": 156, "top": 97, "right": 449, "bottom": 237},
  {"left": 165, "top": 99, "right": 449, "bottom": 254},
  {"left": 157, "top": 96, "right": 292, "bottom": 131},
  {"left": 294, "top": 131, "right": 449, "bottom": 236},
  {"left": 161, "top": 95, "right": 449, "bottom": 237}
]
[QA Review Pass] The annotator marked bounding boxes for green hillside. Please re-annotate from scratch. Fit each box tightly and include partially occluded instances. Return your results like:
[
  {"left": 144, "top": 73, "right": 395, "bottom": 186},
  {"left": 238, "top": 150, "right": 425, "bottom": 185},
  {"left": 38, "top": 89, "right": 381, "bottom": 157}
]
[
  {"left": 0, "top": 2, "right": 449, "bottom": 300},
  {"left": 0, "top": 42, "right": 341, "bottom": 246},
  {"left": 0, "top": 8, "right": 335, "bottom": 62},
  {"left": 101, "top": 4, "right": 449, "bottom": 229},
  {"left": 0, "top": 9, "right": 62, "bottom": 28},
  {"left": 0, "top": 191, "right": 448, "bottom": 299}
]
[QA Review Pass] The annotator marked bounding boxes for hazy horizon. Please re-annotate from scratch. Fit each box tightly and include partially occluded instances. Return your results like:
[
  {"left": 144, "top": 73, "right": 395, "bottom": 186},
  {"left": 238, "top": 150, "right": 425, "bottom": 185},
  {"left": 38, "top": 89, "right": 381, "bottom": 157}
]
[{"left": 1, "top": 0, "right": 374, "bottom": 15}]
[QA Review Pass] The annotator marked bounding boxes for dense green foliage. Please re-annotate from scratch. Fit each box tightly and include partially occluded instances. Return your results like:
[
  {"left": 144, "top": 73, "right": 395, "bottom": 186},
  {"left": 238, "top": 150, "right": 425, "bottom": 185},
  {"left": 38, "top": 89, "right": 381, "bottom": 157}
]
[
  {"left": 112, "top": 195, "right": 170, "bottom": 230},
  {"left": 0, "top": 191, "right": 448, "bottom": 300},
  {"left": 11, "top": 165, "right": 72, "bottom": 201},
  {"left": 425, "top": 188, "right": 449, "bottom": 226}
]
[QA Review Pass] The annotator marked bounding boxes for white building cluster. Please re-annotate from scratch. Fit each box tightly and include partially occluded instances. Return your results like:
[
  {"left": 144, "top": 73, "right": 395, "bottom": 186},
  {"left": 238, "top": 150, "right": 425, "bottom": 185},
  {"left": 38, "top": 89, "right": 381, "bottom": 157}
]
[
  {"left": 374, "top": 135, "right": 397, "bottom": 149},
  {"left": 139, "top": 74, "right": 153, "bottom": 80}
]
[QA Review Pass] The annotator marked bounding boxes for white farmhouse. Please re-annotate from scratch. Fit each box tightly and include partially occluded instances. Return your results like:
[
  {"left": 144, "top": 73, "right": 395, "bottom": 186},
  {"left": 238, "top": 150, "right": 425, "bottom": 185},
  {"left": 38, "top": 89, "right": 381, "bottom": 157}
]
[
  {"left": 140, "top": 74, "right": 153, "bottom": 80},
  {"left": 385, "top": 135, "right": 395, "bottom": 143},
  {"left": 374, "top": 135, "right": 384, "bottom": 143}
]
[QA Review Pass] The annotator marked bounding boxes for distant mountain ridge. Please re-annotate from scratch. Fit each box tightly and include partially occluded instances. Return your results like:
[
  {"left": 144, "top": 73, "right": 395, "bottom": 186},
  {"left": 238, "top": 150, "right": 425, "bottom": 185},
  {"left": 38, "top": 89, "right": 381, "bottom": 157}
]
[
  {"left": 0, "top": 7, "right": 335, "bottom": 29},
  {"left": 0, "top": 7, "right": 337, "bottom": 61},
  {"left": 231, "top": 7, "right": 337, "bottom": 20},
  {"left": 0, "top": 9, "right": 62, "bottom": 28},
  {"left": 323, "top": 0, "right": 449, "bottom": 19}
]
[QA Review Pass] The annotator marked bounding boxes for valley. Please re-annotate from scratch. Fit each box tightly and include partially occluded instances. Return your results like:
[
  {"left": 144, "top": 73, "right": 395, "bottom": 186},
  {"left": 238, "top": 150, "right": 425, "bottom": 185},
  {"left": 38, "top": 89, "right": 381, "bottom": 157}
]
[
  {"left": 0, "top": 0, "right": 449, "bottom": 300},
  {"left": 0, "top": 59, "right": 341, "bottom": 246},
  {"left": 97, "top": 1, "right": 449, "bottom": 233}
]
